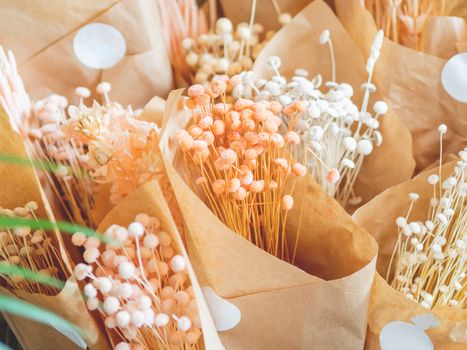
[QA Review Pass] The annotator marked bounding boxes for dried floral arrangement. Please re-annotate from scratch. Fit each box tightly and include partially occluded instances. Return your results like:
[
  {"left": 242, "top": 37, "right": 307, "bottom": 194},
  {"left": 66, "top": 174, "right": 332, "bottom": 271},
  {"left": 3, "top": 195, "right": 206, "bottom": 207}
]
[
  {"left": 73, "top": 214, "right": 202, "bottom": 349},
  {"left": 387, "top": 126, "right": 466, "bottom": 309},
  {"left": 0, "top": 202, "right": 67, "bottom": 296},
  {"left": 0, "top": 46, "right": 166, "bottom": 229},
  {"left": 238, "top": 29, "right": 388, "bottom": 208},
  {"left": 362, "top": 0, "right": 467, "bottom": 50},
  {"left": 159, "top": 0, "right": 292, "bottom": 85},
  {"left": 176, "top": 76, "right": 307, "bottom": 261}
]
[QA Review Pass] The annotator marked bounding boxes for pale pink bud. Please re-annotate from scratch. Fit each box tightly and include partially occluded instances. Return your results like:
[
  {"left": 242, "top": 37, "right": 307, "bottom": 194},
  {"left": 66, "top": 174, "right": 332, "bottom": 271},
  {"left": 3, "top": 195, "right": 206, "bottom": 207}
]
[
  {"left": 326, "top": 168, "right": 340, "bottom": 184},
  {"left": 292, "top": 163, "right": 307, "bottom": 176},
  {"left": 212, "top": 179, "right": 226, "bottom": 194},
  {"left": 234, "top": 187, "right": 248, "bottom": 201},
  {"left": 228, "top": 178, "right": 241, "bottom": 193},
  {"left": 212, "top": 120, "right": 225, "bottom": 135},
  {"left": 250, "top": 180, "right": 265, "bottom": 192},
  {"left": 282, "top": 195, "right": 294, "bottom": 210},
  {"left": 284, "top": 131, "right": 300, "bottom": 145},
  {"left": 187, "top": 84, "right": 205, "bottom": 98}
]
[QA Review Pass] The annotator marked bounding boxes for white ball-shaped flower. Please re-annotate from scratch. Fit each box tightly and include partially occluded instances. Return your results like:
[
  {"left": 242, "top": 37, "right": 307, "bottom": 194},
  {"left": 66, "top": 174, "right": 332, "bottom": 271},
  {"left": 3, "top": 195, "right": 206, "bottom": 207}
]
[
  {"left": 356, "top": 139, "right": 373, "bottom": 155},
  {"left": 373, "top": 101, "right": 388, "bottom": 115},
  {"left": 319, "top": 29, "right": 330, "bottom": 44}
]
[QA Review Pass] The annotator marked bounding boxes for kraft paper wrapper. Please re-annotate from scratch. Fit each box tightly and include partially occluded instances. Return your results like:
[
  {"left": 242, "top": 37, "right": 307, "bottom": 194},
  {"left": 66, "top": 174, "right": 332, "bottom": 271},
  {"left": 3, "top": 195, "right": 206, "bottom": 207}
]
[
  {"left": 0, "top": 0, "right": 173, "bottom": 108},
  {"left": 353, "top": 161, "right": 466, "bottom": 349},
  {"left": 252, "top": 0, "right": 415, "bottom": 206},
  {"left": 219, "top": 0, "right": 335, "bottom": 31},
  {"left": 97, "top": 180, "right": 224, "bottom": 350},
  {"left": 159, "top": 89, "right": 378, "bottom": 349},
  {"left": 422, "top": 16, "right": 467, "bottom": 59},
  {"left": 335, "top": 0, "right": 467, "bottom": 171},
  {"left": 0, "top": 107, "right": 110, "bottom": 350}
]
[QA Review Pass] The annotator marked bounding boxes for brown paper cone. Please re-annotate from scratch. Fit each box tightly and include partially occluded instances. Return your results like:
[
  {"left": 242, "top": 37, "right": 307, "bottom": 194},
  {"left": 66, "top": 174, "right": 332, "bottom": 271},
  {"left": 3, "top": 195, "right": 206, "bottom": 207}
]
[
  {"left": 0, "top": 107, "right": 110, "bottom": 350},
  {"left": 160, "top": 86, "right": 379, "bottom": 348},
  {"left": 353, "top": 161, "right": 466, "bottom": 349},
  {"left": 335, "top": 0, "right": 467, "bottom": 171},
  {"left": 252, "top": 0, "right": 415, "bottom": 206},
  {"left": 1, "top": 280, "right": 109, "bottom": 350},
  {"left": 219, "top": 0, "right": 335, "bottom": 31},
  {"left": 0, "top": 0, "right": 173, "bottom": 107},
  {"left": 97, "top": 180, "right": 224, "bottom": 349},
  {"left": 422, "top": 16, "right": 467, "bottom": 59}
]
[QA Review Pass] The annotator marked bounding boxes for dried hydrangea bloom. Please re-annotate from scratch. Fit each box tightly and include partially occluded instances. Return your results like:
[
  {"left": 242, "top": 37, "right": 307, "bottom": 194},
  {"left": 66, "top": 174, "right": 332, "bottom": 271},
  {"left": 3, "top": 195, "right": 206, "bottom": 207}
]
[
  {"left": 61, "top": 82, "right": 163, "bottom": 206},
  {"left": 73, "top": 214, "right": 202, "bottom": 348},
  {"left": 177, "top": 76, "right": 307, "bottom": 261}
]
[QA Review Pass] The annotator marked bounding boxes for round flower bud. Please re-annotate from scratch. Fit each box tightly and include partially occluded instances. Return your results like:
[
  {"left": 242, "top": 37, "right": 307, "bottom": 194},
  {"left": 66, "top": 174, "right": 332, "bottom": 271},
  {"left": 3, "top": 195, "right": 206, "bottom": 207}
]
[
  {"left": 118, "top": 262, "right": 136, "bottom": 280},
  {"left": 131, "top": 310, "right": 145, "bottom": 327},
  {"left": 427, "top": 174, "right": 439, "bottom": 185},
  {"left": 216, "top": 18, "right": 233, "bottom": 34},
  {"left": 177, "top": 316, "right": 192, "bottom": 331},
  {"left": 95, "top": 277, "right": 112, "bottom": 294},
  {"left": 343, "top": 137, "right": 357, "bottom": 152},
  {"left": 170, "top": 255, "right": 186, "bottom": 273},
  {"left": 86, "top": 297, "right": 99, "bottom": 311},
  {"left": 116, "top": 310, "right": 131, "bottom": 328},
  {"left": 143, "top": 234, "right": 159, "bottom": 249},
  {"left": 115, "top": 342, "right": 131, "bottom": 350},
  {"left": 319, "top": 29, "right": 330, "bottom": 44},
  {"left": 155, "top": 313, "right": 170, "bottom": 327},
  {"left": 357, "top": 139, "right": 373, "bottom": 155},
  {"left": 408, "top": 192, "right": 419, "bottom": 201},
  {"left": 438, "top": 124, "right": 447, "bottom": 134},
  {"left": 84, "top": 283, "right": 97, "bottom": 298},
  {"left": 71, "top": 232, "right": 87, "bottom": 246},
  {"left": 278, "top": 13, "right": 292, "bottom": 26},
  {"left": 96, "top": 82, "right": 111, "bottom": 95},
  {"left": 281, "top": 195, "right": 294, "bottom": 210},
  {"left": 103, "top": 296, "right": 120, "bottom": 314},
  {"left": 128, "top": 222, "right": 144, "bottom": 238},
  {"left": 373, "top": 101, "right": 388, "bottom": 115}
]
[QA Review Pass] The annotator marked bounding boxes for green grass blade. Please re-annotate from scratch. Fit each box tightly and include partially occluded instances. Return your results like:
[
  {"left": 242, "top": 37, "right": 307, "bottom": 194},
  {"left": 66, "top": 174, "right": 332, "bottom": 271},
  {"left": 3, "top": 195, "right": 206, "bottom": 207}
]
[
  {"left": 0, "top": 216, "right": 110, "bottom": 243},
  {"left": 0, "top": 153, "right": 60, "bottom": 173},
  {"left": 0, "top": 264, "right": 65, "bottom": 290}
]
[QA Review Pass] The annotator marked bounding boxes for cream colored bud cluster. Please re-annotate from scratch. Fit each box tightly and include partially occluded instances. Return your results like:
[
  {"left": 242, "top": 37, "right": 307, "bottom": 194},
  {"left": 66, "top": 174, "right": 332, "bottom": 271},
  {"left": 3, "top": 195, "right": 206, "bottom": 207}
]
[
  {"left": 389, "top": 143, "right": 466, "bottom": 309},
  {"left": 73, "top": 213, "right": 201, "bottom": 349},
  {"left": 177, "top": 76, "right": 306, "bottom": 260},
  {"left": 240, "top": 30, "right": 387, "bottom": 208},
  {"left": 183, "top": 17, "right": 276, "bottom": 85},
  {"left": 0, "top": 46, "right": 31, "bottom": 133},
  {"left": 0, "top": 202, "right": 66, "bottom": 295}
]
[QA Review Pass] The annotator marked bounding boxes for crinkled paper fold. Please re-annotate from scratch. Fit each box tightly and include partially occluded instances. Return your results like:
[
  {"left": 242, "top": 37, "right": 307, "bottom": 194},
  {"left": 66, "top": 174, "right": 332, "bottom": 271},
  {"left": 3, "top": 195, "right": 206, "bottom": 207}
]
[
  {"left": 335, "top": 0, "right": 467, "bottom": 171},
  {"left": 252, "top": 0, "right": 415, "bottom": 207},
  {"left": 0, "top": 0, "right": 173, "bottom": 107},
  {"left": 0, "top": 107, "right": 110, "bottom": 350},
  {"left": 354, "top": 161, "right": 466, "bottom": 349},
  {"left": 159, "top": 87, "right": 379, "bottom": 349}
]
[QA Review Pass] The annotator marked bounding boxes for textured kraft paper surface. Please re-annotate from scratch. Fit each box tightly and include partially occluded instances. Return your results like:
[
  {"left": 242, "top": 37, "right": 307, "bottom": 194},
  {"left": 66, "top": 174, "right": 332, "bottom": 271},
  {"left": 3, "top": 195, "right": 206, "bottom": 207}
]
[
  {"left": 159, "top": 86, "right": 378, "bottom": 349},
  {"left": 97, "top": 180, "right": 224, "bottom": 350},
  {"left": 354, "top": 161, "right": 466, "bottom": 349},
  {"left": 0, "top": 107, "right": 110, "bottom": 350},
  {"left": 252, "top": 0, "right": 415, "bottom": 207},
  {"left": 335, "top": 0, "right": 467, "bottom": 172},
  {"left": 0, "top": 0, "right": 173, "bottom": 108}
]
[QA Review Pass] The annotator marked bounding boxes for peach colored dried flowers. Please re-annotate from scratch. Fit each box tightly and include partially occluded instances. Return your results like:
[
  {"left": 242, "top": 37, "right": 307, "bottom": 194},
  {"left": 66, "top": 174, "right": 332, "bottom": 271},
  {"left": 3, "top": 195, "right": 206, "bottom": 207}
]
[
  {"left": 177, "top": 76, "right": 306, "bottom": 261},
  {"left": 73, "top": 214, "right": 201, "bottom": 349}
]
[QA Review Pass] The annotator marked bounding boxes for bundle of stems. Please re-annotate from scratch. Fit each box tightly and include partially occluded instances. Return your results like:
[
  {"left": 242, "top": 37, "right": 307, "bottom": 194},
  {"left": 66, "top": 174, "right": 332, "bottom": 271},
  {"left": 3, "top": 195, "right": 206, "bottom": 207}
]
[
  {"left": 72, "top": 214, "right": 201, "bottom": 349},
  {"left": 388, "top": 129, "right": 466, "bottom": 309},
  {"left": 240, "top": 30, "right": 387, "bottom": 208},
  {"left": 177, "top": 76, "right": 307, "bottom": 261},
  {"left": 362, "top": 0, "right": 467, "bottom": 50},
  {"left": 0, "top": 202, "right": 67, "bottom": 296},
  {"left": 0, "top": 47, "right": 95, "bottom": 227},
  {"left": 159, "top": 0, "right": 292, "bottom": 85}
]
